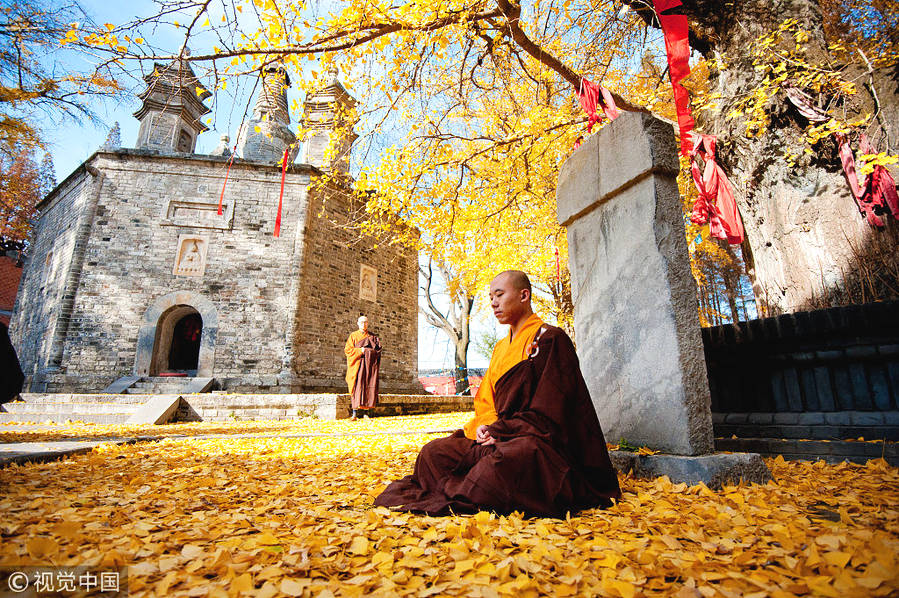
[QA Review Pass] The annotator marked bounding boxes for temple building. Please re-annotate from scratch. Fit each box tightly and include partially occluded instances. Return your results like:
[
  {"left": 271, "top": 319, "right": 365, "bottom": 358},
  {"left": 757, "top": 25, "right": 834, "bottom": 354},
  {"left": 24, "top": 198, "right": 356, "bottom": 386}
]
[{"left": 10, "top": 60, "right": 420, "bottom": 394}]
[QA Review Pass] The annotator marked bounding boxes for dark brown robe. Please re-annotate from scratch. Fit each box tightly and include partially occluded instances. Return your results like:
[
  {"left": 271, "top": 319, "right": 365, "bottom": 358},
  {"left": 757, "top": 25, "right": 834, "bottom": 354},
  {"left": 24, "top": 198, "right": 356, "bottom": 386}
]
[
  {"left": 353, "top": 334, "right": 381, "bottom": 410},
  {"left": 374, "top": 325, "right": 620, "bottom": 517}
]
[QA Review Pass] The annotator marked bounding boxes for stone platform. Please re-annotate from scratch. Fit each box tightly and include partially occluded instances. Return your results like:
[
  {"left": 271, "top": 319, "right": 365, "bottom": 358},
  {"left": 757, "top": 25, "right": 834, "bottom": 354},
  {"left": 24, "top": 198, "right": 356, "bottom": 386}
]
[
  {"left": 610, "top": 450, "right": 772, "bottom": 490},
  {"left": 0, "top": 393, "right": 474, "bottom": 424}
]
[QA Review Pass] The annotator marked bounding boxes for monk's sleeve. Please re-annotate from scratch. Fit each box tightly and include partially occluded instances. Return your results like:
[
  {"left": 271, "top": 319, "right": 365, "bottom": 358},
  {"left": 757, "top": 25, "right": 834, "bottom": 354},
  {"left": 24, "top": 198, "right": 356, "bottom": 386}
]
[
  {"left": 462, "top": 368, "right": 498, "bottom": 439},
  {"left": 344, "top": 334, "right": 362, "bottom": 361}
]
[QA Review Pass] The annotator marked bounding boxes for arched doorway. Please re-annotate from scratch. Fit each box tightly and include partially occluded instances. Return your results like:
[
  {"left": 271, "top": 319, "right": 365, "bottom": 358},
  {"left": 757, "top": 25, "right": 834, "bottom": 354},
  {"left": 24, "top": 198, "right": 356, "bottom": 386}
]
[
  {"left": 168, "top": 311, "right": 202, "bottom": 372},
  {"left": 149, "top": 305, "right": 203, "bottom": 375},
  {"left": 134, "top": 291, "right": 218, "bottom": 378}
]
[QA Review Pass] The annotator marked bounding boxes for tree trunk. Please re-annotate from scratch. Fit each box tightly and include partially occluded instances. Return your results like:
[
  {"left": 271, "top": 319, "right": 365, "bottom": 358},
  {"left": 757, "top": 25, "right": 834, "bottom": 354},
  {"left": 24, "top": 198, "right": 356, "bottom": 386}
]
[
  {"left": 627, "top": 0, "right": 899, "bottom": 314},
  {"left": 419, "top": 260, "right": 473, "bottom": 395},
  {"left": 454, "top": 340, "right": 470, "bottom": 395}
]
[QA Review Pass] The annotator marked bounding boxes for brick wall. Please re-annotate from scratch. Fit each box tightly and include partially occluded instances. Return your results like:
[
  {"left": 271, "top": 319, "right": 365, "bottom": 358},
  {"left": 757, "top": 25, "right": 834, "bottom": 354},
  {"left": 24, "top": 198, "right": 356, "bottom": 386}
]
[
  {"left": 10, "top": 172, "right": 90, "bottom": 377},
  {"left": 290, "top": 180, "right": 420, "bottom": 392}
]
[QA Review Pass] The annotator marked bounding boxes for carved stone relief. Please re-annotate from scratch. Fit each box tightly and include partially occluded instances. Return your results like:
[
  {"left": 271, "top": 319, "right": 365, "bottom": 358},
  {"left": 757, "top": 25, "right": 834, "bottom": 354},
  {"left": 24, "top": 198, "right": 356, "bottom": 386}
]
[
  {"left": 359, "top": 264, "right": 377, "bottom": 302},
  {"left": 173, "top": 235, "right": 209, "bottom": 277}
]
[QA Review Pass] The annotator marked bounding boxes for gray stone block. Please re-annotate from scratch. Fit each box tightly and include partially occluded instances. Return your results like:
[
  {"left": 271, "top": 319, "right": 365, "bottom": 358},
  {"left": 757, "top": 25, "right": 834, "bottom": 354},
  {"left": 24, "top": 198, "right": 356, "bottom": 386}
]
[
  {"left": 609, "top": 451, "right": 772, "bottom": 489},
  {"left": 785, "top": 425, "right": 813, "bottom": 439},
  {"left": 797, "top": 412, "right": 825, "bottom": 425},
  {"left": 815, "top": 425, "right": 842, "bottom": 440},
  {"left": 126, "top": 395, "right": 182, "bottom": 425},
  {"left": 773, "top": 412, "right": 799, "bottom": 425},
  {"left": 849, "top": 411, "right": 884, "bottom": 426},
  {"left": 845, "top": 345, "right": 877, "bottom": 359},
  {"left": 558, "top": 112, "right": 712, "bottom": 456},
  {"left": 102, "top": 376, "right": 141, "bottom": 394},
  {"left": 824, "top": 412, "right": 851, "bottom": 425},
  {"left": 747, "top": 412, "right": 774, "bottom": 424},
  {"left": 725, "top": 413, "right": 749, "bottom": 424}
]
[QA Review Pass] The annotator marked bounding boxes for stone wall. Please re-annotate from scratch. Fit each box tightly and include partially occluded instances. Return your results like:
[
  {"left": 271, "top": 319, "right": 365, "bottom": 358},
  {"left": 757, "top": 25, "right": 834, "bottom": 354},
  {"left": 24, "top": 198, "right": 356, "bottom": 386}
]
[
  {"left": 10, "top": 171, "right": 91, "bottom": 382},
  {"left": 290, "top": 181, "right": 421, "bottom": 393},
  {"left": 42, "top": 150, "right": 313, "bottom": 391}
]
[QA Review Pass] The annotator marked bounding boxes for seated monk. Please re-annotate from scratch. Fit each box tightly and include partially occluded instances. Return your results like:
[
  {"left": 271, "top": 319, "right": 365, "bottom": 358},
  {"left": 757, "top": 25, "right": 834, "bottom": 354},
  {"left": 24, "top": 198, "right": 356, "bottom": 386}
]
[{"left": 374, "top": 270, "right": 620, "bottom": 517}]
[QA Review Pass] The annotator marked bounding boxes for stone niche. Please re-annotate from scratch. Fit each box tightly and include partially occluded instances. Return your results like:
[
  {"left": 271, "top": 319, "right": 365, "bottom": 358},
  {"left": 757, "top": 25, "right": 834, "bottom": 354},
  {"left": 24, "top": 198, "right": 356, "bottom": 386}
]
[
  {"left": 173, "top": 235, "right": 209, "bottom": 277},
  {"left": 359, "top": 264, "right": 377, "bottom": 302}
]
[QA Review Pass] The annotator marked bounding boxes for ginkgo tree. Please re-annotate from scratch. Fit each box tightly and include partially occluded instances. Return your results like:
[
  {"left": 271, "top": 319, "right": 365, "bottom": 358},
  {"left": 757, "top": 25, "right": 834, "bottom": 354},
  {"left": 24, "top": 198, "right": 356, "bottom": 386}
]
[{"left": 72, "top": 0, "right": 898, "bottom": 324}]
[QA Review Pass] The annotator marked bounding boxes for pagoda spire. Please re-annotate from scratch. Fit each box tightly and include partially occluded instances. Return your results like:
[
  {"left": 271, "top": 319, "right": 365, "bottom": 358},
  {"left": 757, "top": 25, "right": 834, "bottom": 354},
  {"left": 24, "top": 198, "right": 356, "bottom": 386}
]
[
  {"left": 133, "top": 51, "right": 211, "bottom": 154},
  {"left": 235, "top": 65, "right": 298, "bottom": 163}
]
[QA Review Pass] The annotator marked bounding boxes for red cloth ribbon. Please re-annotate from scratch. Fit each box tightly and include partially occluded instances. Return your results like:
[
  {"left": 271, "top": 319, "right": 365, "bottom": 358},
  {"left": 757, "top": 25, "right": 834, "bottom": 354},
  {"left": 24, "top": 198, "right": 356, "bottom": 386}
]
[
  {"left": 576, "top": 78, "right": 620, "bottom": 133},
  {"left": 784, "top": 86, "right": 898, "bottom": 227},
  {"left": 217, "top": 148, "right": 237, "bottom": 216},
  {"left": 836, "top": 133, "right": 899, "bottom": 227},
  {"left": 860, "top": 134, "right": 899, "bottom": 221},
  {"left": 654, "top": 0, "right": 695, "bottom": 155},
  {"left": 274, "top": 147, "right": 289, "bottom": 237},
  {"left": 690, "top": 134, "right": 744, "bottom": 245}
]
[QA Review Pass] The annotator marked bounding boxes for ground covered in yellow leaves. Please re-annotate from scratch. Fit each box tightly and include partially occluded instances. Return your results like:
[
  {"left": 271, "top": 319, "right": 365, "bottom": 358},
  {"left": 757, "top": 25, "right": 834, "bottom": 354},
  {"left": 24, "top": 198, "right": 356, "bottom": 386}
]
[
  {"left": 1, "top": 416, "right": 898, "bottom": 597},
  {"left": 0, "top": 413, "right": 471, "bottom": 443}
]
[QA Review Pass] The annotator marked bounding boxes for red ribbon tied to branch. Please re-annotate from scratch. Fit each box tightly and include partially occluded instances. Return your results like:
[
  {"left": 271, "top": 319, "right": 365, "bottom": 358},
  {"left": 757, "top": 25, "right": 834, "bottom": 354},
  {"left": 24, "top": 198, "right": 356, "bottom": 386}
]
[
  {"left": 690, "top": 134, "right": 744, "bottom": 245},
  {"left": 274, "top": 147, "right": 289, "bottom": 238},
  {"left": 653, "top": 0, "right": 695, "bottom": 155},
  {"left": 576, "top": 78, "right": 620, "bottom": 133}
]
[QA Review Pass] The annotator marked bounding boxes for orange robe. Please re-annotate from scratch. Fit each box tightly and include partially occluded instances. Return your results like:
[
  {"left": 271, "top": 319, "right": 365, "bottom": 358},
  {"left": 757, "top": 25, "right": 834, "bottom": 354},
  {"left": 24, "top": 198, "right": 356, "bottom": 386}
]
[
  {"left": 344, "top": 330, "right": 371, "bottom": 393},
  {"left": 463, "top": 313, "right": 544, "bottom": 439}
]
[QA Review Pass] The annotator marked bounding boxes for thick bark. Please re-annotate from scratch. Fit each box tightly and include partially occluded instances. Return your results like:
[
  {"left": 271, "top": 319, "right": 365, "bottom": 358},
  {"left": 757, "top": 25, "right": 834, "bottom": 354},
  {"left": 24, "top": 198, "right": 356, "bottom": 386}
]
[{"left": 624, "top": 0, "right": 899, "bottom": 313}]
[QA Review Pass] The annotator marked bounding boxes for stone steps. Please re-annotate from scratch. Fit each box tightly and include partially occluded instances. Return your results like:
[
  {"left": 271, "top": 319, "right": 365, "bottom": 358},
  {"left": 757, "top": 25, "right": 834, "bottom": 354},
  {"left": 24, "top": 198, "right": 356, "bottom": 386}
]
[
  {"left": 0, "top": 412, "right": 135, "bottom": 425},
  {"left": 0, "top": 393, "right": 473, "bottom": 424},
  {"left": 716, "top": 437, "right": 898, "bottom": 466},
  {"left": 3, "top": 403, "right": 140, "bottom": 415},
  {"left": 1, "top": 396, "right": 141, "bottom": 424},
  {"left": 124, "top": 376, "right": 213, "bottom": 394},
  {"left": 17, "top": 393, "right": 148, "bottom": 404},
  {"left": 126, "top": 386, "right": 190, "bottom": 394}
]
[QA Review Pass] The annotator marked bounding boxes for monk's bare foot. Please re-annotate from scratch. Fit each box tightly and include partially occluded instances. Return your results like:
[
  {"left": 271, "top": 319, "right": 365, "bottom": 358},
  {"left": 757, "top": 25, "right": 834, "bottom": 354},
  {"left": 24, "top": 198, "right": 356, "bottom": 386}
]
[{"left": 349, "top": 414, "right": 358, "bottom": 421}]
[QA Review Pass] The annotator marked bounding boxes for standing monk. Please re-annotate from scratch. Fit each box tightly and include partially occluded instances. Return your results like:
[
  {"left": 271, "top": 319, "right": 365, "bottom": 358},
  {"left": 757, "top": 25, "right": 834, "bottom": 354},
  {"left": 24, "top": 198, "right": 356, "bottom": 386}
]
[
  {"left": 374, "top": 271, "right": 620, "bottom": 517},
  {"left": 344, "top": 315, "right": 382, "bottom": 420}
]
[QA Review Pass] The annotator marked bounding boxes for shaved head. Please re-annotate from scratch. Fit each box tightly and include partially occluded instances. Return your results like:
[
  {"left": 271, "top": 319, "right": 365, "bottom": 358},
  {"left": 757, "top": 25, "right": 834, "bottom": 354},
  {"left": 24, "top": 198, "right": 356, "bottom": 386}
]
[
  {"left": 489, "top": 270, "right": 534, "bottom": 333},
  {"left": 496, "top": 270, "right": 532, "bottom": 293}
]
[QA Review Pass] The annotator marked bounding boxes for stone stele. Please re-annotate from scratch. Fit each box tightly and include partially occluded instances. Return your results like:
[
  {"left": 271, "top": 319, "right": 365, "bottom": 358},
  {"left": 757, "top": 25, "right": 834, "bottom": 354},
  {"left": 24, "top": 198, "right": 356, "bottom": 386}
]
[{"left": 557, "top": 111, "right": 770, "bottom": 485}]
